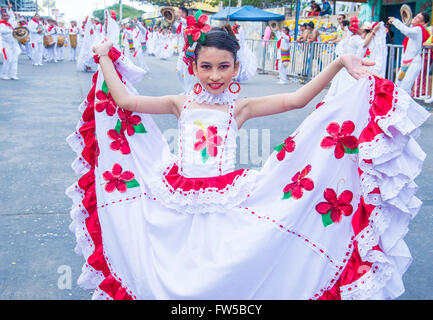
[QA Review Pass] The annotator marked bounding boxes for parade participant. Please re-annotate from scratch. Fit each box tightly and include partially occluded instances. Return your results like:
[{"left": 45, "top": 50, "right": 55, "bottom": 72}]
[
  {"left": 324, "top": 16, "right": 367, "bottom": 100},
  {"left": 233, "top": 23, "right": 258, "bottom": 83},
  {"left": 362, "top": 22, "right": 387, "bottom": 78},
  {"left": 76, "top": 16, "right": 97, "bottom": 72},
  {"left": 275, "top": 25, "right": 291, "bottom": 84},
  {"left": 125, "top": 19, "right": 149, "bottom": 73},
  {"left": 17, "top": 17, "right": 32, "bottom": 59},
  {"left": 158, "top": 28, "right": 175, "bottom": 60},
  {"left": 28, "top": 13, "right": 44, "bottom": 66},
  {"left": 56, "top": 21, "right": 66, "bottom": 61},
  {"left": 68, "top": 11, "right": 429, "bottom": 300},
  {"left": 326, "top": 14, "right": 347, "bottom": 44},
  {"left": 68, "top": 20, "right": 80, "bottom": 61},
  {"left": 0, "top": 3, "right": 21, "bottom": 80},
  {"left": 104, "top": 10, "right": 120, "bottom": 49},
  {"left": 136, "top": 19, "right": 148, "bottom": 55},
  {"left": 388, "top": 12, "right": 430, "bottom": 94},
  {"left": 45, "top": 18, "right": 58, "bottom": 63},
  {"left": 175, "top": 7, "right": 195, "bottom": 94}
]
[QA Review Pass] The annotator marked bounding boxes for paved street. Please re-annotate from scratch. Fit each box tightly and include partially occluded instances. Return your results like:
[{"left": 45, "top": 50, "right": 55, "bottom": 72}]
[{"left": 0, "top": 52, "right": 432, "bottom": 299}]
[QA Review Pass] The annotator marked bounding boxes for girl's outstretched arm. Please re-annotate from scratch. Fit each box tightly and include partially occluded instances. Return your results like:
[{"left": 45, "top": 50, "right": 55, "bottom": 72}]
[
  {"left": 237, "top": 54, "right": 376, "bottom": 124},
  {"left": 94, "top": 40, "right": 181, "bottom": 117}
]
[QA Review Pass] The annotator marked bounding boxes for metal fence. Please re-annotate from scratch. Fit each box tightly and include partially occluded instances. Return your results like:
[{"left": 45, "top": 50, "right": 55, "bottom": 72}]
[{"left": 245, "top": 39, "right": 433, "bottom": 100}]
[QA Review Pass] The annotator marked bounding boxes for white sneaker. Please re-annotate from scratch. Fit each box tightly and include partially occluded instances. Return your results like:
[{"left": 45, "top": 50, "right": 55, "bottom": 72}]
[
  {"left": 1, "top": 76, "right": 10, "bottom": 80},
  {"left": 10, "top": 76, "right": 19, "bottom": 80},
  {"left": 424, "top": 96, "right": 433, "bottom": 104}
]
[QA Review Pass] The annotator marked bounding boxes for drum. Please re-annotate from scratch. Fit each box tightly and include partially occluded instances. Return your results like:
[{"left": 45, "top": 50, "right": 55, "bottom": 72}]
[
  {"left": 69, "top": 33, "right": 77, "bottom": 48},
  {"left": 12, "top": 27, "right": 30, "bottom": 45},
  {"left": 57, "top": 35, "right": 65, "bottom": 47},
  {"left": 44, "top": 35, "right": 55, "bottom": 48}
]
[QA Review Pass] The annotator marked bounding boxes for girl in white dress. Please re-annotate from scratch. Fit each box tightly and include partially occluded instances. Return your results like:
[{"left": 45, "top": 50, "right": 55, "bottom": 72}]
[{"left": 67, "top": 12, "right": 429, "bottom": 300}]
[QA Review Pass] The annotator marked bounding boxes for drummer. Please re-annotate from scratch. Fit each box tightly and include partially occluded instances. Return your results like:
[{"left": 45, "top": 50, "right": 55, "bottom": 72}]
[
  {"left": 0, "top": 3, "right": 21, "bottom": 80},
  {"left": 28, "top": 13, "right": 44, "bottom": 66},
  {"left": 56, "top": 21, "right": 65, "bottom": 61},
  {"left": 45, "top": 17, "right": 58, "bottom": 63},
  {"left": 68, "top": 20, "right": 79, "bottom": 61}
]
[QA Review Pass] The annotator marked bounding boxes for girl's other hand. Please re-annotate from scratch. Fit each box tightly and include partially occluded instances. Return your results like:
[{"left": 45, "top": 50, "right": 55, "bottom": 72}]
[
  {"left": 339, "top": 54, "right": 382, "bottom": 80},
  {"left": 92, "top": 38, "right": 113, "bottom": 56}
]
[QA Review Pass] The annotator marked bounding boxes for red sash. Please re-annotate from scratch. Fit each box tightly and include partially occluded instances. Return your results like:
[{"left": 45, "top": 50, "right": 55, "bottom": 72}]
[
  {"left": 0, "top": 20, "right": 13, "bottom": 29},
  {"left": 402, "top": 24, "right": 430, "bottom": 53}
]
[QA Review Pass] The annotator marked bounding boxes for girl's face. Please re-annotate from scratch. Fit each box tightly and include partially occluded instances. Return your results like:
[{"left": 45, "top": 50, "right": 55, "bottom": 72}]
[{"left": 193, "top": 46, "right": 239, "bottom": 95}]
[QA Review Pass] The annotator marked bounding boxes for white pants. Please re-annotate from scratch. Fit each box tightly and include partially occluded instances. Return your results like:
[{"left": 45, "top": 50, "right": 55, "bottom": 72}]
[
  {"left": 396, "top": 55, "right": 422, "bottom": 94},
  {"left": 278, "top": 59, "right": 287, "bottom": 83},
  {"left": 1, "top": 42, "right": 20, "bottom": 78},
  {"left": 46, "top": 44, "right": 58, "bottom": 62},
  {"left": 69, "top": 47, "right": 77, "bottom": 61},
  {"left": 31, "top": 41, "right": 44, "bottom": 65},
  {"left": 57, "top": 45, "right": 64, "bottom": 60},
  {"left": 1, "top": 53, "right": 18, "bottom": 78}
]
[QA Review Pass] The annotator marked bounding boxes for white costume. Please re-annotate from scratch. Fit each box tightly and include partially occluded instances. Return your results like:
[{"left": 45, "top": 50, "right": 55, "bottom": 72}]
[
  {"left": 66, "top": 48, "right": 430, "bottom": 300},
  {"left": 45, "top": 24, "right": 58, "bottom": 62},
  {"left": 392, "top": 19, "right": 426, "bottom": 94},
  {"left": 0, "top": 8, "right": 21, "bottom": 79},
  {"left": 324, "top": 33, "right": 366, "bottom": 100},
  {"left": 176, "top": 17, "right": 195, "bottom": 94},
  {"left": 68, "top": 26, "right": 80, "bottom": 61},
  {"left": 275, "top": 30, "right": 291, "bottom": 84},
  {"left": 28, "top": 17, "right": 44, "bottom": 66},
  {"left": 77, "top": 19, "right": 98, "bottom": 72},
  {"left": 234, "top": 26, "right": 258, "bottom": 83},
  {"left": 363, "top": 22, "right": 387, "bottom": 78}
]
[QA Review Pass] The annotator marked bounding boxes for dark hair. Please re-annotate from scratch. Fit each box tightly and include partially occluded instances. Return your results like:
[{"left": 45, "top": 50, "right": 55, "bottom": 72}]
[
  {"left": 180, "top": 7, "right": 188, "bottom": 16},
  {"left": 342, "top": 20, "right": 349, "bottom": 27},
  {"left": 421, "top": 12, "right": 430, "bottom": 24},
  {"left": 194, "top": 26, "right": 240, "bottom": 62},
  {"left": 338, "top": 14, "right": 346, "bottom": 19},
  {"left": 308, "top": 21, "right": 315, "bottom": 28}
]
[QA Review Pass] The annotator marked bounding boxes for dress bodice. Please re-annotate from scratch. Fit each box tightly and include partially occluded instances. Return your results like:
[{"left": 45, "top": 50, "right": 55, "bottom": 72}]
[{"left": 177, "top": 97, "right": 238, "bottom": 178}]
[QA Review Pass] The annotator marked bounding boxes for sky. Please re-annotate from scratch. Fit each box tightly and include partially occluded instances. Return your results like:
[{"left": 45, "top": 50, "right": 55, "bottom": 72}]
[{"left": 39, "top": 0, "right": 156, "bottom": 24}]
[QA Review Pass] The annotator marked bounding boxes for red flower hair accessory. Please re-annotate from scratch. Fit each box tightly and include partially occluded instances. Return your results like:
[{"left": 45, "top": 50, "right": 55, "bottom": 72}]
[
  {"left": 232, "top": 23, "right": 240, "bottom": 34},
  {"left": 349, "top": 16, "right": 359, "bottom": 34},
  {"left": 182, "top": 10, "right": 211, "bottom": 75},
  {"left": 184, "top": 10, "right": 211, "bottom": 47}
]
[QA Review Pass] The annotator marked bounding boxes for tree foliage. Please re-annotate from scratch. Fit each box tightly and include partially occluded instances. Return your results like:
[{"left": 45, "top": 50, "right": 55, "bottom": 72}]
[{"left": 93, "top": 3, "right": 145, "bottom": 21}]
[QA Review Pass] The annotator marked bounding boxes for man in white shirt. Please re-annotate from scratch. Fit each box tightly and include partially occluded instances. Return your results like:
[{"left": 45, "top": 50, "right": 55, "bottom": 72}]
[
  {"left": 45, "top": 18, "right": 58, "bottom": 62},
  {"left": 28, "top": 13, "right": 44, "bottom": 66},
  {"left": 388, "top": 12, "right": 430, "bottom": 94},
  {"left": 0, "top": 4, "right": 21, "bottom": 79}
]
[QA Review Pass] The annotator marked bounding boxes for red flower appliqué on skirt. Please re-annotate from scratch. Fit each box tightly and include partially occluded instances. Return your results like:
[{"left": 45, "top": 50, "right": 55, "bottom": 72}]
[
  {"left": 102, "top": 163, "right": 139, "bottom": 193},
  {"left": 320, "top": 121, "right": 359, "bottom": 159},
  {"left": 315, "top": 188, "right": 354, "bottom": 227},
  {"left": 282, "top": 164, "right": 314, "bottom": 199}
]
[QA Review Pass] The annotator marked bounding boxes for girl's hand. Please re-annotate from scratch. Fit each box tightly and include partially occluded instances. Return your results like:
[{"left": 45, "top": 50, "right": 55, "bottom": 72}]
[
  {"left": 339, "top": 54, "right": 381, "bottom": 80},
  {"left": 92, "top": 38, "right": 113, "bottom": 56}
]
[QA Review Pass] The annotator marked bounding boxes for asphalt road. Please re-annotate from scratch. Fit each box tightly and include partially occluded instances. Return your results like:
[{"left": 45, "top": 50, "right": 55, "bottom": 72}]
[{"left": 0, "top": 52, "right": 432, "bottom": 300}]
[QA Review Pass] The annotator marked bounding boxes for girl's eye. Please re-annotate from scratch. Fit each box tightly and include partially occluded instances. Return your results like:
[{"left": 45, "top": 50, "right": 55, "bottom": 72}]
[
  {"left": 219, "top": 65, "right": 230, "bottom": 70},
  {"left": 201, "top": 65, "right": 211, "bottom": 70}
]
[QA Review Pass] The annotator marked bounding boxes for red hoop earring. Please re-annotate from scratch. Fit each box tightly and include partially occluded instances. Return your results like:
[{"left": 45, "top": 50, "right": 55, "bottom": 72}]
[
  {"left": 228, "top": 81, "right": 241, "bottom": 94},
  {"left": 193, "top": 83, "right": 203, "bottom": 95}
]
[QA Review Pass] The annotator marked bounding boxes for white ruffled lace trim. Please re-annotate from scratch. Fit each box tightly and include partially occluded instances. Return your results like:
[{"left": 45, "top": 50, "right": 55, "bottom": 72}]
[
  {"left": 338, "top": 77, "right": 430, "bottom": 300},
  {"left": 189, "top": 86, "right": 239, "bottom": 105},
  {"left": 145, "top": 155, "right": 259, "bottom": 214}
]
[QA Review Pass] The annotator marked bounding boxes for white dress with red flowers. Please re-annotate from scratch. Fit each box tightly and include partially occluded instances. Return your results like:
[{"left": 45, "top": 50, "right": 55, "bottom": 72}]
[{"left": 66, "top": 48, "right": 430, "bottom": 300}]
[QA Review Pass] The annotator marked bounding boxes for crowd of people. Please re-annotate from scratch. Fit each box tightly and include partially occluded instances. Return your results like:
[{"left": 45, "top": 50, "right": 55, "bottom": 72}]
[
  {"left": 0, "top": 5, "right": 259, "bottom": 96},
  {"left": 273, "top": 10, "right": 433, "bottom": 106}
]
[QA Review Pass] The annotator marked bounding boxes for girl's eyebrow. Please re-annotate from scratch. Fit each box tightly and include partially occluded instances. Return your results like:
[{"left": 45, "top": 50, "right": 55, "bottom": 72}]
[{"left": 199, "top": 61, "right": 232, "bottom": 65}]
